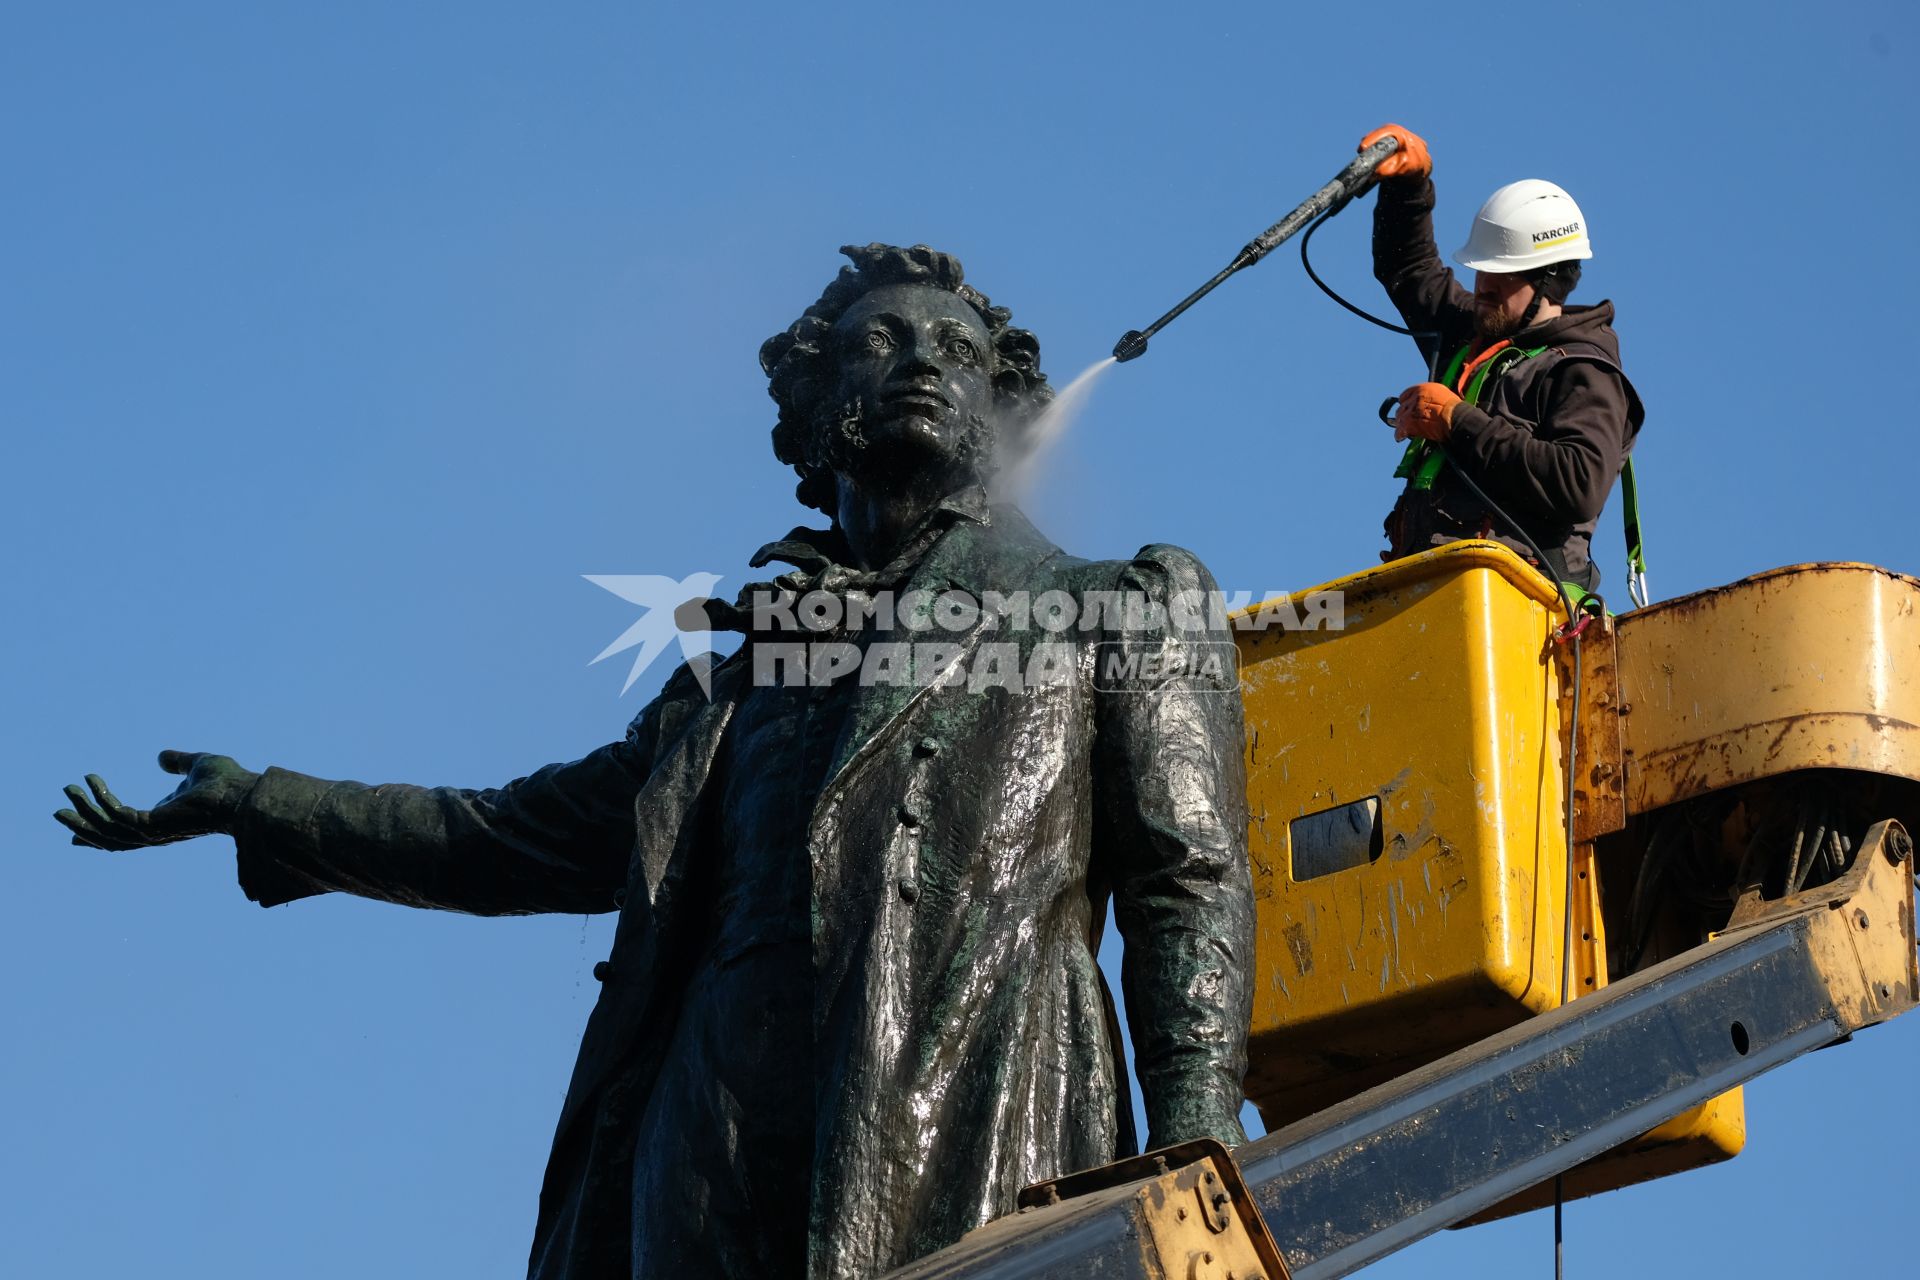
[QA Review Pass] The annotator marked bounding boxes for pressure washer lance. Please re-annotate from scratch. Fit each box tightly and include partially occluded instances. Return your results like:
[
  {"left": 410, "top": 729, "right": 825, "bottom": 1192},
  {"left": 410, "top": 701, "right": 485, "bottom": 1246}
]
[{"left": 1111, "top": 134, "right": 1401, "bottom": 363}]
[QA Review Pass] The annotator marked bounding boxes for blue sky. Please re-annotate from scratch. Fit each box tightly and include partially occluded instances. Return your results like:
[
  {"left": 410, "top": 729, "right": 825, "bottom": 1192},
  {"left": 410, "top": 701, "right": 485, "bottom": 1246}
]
[{"left": 4, "top": 3, "right": 1915, "bottom": 1276}]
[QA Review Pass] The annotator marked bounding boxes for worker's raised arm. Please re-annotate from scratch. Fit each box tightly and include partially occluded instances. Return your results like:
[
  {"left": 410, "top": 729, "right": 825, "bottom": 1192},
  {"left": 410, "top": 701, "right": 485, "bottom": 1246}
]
[
  {"left": 1094, "top": 545, "right": 1254, "bottom": 1151},
  {"left": 1363, "top": 125, "right": 1474, "bottom": 364}
]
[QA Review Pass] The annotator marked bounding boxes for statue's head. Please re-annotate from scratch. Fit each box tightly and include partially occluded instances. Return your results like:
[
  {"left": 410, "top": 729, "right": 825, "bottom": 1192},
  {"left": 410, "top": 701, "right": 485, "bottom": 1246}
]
[{"left": 761, "top": 244, "right": 1053, "bottom": 516}]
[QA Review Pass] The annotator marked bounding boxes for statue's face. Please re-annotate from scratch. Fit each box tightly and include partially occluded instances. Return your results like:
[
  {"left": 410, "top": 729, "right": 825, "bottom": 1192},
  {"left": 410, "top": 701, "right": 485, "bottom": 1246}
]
[{"left": 826, "top": 283, "right": 997, "bottom": 476}]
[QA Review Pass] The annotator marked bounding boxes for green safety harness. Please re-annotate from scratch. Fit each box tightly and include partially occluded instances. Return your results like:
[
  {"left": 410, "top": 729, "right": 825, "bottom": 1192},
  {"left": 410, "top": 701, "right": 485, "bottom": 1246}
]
[{"left": 1394, "top": 341, "right": 1649, "bottom": 610}]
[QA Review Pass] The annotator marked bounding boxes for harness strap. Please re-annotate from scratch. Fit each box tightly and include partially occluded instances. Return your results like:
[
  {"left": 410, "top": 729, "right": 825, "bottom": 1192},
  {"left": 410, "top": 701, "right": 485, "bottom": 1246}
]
[
  {"left": 1456, "top": 339, "right": 1517, "bottom": 398},
  {"left": 1395, "top": 342, "right": 1542, "bottom": 492}
]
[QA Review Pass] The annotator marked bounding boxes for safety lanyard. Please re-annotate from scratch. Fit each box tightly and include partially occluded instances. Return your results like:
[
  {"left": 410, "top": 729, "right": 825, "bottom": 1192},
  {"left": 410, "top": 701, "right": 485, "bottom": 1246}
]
[{"left": 1620, "top": 455, "right": 1648, "bottom": 606}]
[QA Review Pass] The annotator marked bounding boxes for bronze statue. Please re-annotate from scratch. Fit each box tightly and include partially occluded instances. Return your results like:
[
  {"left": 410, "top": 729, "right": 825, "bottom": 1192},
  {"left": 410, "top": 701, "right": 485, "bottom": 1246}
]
[{"left": 56, "top": 244, "right": 1254, "bottom": 1279}]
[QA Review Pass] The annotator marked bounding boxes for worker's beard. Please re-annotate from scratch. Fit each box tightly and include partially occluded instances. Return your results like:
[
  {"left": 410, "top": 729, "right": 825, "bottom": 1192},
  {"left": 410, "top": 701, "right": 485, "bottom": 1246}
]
[{"left": 1475, "top": 307, "right": 1524, "bottom": 344}]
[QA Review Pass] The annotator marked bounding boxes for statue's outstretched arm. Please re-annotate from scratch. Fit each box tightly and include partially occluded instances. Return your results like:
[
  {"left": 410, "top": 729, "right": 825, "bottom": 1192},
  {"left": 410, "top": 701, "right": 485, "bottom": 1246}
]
[
  {"left": 224, "top": 737, "right": 652, "bottom": 915},
  {"left": 55, "top": 676, "right": 688, "bottom": 916}
]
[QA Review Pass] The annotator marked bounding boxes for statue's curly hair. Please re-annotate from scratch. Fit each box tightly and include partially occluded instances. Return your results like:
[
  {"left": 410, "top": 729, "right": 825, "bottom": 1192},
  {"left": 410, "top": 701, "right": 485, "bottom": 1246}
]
[{"left": 759, "top": 243, "right": 1053, "bottom": 514}]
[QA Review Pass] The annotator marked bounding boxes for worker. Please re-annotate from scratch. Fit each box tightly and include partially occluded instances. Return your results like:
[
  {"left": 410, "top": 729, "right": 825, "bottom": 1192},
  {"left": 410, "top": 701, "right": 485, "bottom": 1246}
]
[{"left": 1360, "top": 123, "right": 1644, "bottom": 600}]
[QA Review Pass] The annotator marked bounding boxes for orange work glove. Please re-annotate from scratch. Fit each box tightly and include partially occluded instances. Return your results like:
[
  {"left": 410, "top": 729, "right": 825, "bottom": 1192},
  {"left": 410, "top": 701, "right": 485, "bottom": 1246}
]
[
  {"left": 1360, "top": 124, "right": 1431, "bottom": 179},
  {"left": 1393, "top": 382, "right": 1461, "bottom": 442}
]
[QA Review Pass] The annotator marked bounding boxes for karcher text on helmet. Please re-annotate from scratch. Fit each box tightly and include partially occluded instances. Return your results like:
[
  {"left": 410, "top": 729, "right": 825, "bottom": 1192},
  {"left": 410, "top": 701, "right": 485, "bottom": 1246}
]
[{"left": 1454, "top": 179, "right": 1594, "bottom": 274}]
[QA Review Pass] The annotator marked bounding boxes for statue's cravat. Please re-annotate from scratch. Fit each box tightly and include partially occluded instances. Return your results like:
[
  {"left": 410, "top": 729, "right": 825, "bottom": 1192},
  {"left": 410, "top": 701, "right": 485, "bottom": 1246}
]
[{"left": 694, "top": 487, "right": 990, "bottom": 638}]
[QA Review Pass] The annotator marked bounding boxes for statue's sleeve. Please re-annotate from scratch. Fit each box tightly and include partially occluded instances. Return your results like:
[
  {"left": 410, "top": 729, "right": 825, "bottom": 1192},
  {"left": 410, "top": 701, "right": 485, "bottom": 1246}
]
[
  {"left": 231, "top": 668, "right": 696, "bottom": 916},
  {"left": 1094, "top": 545, "right": 1254, "bottom": 1150}
]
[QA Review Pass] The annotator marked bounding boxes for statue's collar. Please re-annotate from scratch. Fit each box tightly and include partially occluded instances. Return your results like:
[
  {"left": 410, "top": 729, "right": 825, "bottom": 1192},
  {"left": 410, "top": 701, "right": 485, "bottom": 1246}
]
[
  {"left": 704, "top": 488, "right": 1057, "bottom": 638},
  {"left": 748, "top": 483, "right": 993, "bottom": 586},
  {"left": 932, "top": 482, "right": 992, "bottom": 529}
]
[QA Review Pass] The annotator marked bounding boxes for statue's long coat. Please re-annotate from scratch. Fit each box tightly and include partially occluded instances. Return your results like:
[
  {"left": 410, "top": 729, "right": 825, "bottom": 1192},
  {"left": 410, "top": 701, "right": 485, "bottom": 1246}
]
[{"left": 231, "top": 507, "right": 1253, "bottom": 1279}]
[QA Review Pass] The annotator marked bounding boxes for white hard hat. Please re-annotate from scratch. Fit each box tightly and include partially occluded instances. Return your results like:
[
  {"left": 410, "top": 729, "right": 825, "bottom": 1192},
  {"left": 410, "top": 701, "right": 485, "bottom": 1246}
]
[{"left": 1453, "top": 179, "right": 1594, "bottom": 274}]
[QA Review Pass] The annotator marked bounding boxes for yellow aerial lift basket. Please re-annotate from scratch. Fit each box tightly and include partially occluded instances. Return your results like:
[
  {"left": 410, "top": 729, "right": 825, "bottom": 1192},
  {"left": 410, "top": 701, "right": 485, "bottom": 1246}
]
[
  {"left": 1238, "top": 544, "right": 1920, "bottom": 1215},
  {"left": 1235, "top": 541, "right": 1744, "bottom": 1215}
]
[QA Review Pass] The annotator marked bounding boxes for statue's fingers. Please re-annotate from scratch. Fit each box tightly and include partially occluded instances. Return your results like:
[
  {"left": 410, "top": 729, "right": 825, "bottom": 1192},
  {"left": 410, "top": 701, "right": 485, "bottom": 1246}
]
[
  {"left": 55, "top": 806, "right": 137, "bottom": 851},
  {"left": 62, "top": 783, "right": 146, "bottom": 844},
  {"left": 86, "top": 774, "right": 151, "bottom": 828},
  {"left": 158, "top": 749, "right": 204, "bottom": 776},
  {"left": 55, "top": 807, "right": 96, "bottom": 840},
  {"left": 61, "top": 784, "right": 107, "bottom": 824},
  {"left": 67, "top": 829, "right": 138, "bottom": 853}
]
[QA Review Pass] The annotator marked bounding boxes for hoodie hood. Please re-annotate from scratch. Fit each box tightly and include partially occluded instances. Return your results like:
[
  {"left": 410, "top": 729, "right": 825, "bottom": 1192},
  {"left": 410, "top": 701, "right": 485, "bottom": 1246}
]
[{"left": 1516, "top": 299, "right": 1622, "bottom": 362}]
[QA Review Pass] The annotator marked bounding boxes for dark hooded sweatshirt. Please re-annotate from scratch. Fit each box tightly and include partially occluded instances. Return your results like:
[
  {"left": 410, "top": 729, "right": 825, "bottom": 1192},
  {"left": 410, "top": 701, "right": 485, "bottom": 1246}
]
[{"left": 1372, "top": 174, "right": 1644, "bottom": 591}]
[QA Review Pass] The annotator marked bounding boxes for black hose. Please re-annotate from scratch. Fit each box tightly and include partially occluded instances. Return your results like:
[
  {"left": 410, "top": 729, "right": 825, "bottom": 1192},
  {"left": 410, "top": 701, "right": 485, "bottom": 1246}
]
[{"left": 1300, "top": 211, "right": 1427, "bottom": 339}]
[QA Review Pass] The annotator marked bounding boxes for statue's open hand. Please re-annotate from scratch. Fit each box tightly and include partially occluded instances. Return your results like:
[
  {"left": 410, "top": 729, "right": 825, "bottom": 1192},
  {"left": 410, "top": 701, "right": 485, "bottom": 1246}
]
[{"left": 55, "top": 750, "right": 258, "bottom": 850}]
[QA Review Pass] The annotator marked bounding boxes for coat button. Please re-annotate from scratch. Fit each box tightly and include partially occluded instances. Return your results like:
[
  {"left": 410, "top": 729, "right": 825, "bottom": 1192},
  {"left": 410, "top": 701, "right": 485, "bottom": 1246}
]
[
  {"left": 593, "top": 961, "right": 612, "bottom": 983},
  {"left": 913, "top": 736, "right": 941, "bottom": 757},
  {"left": 898, "top": 876, "right": 920, "bottom": 904},
  {"left": 898, "top": 802, "right": 923, "bottom": 828}
]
